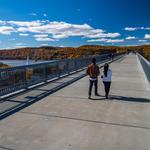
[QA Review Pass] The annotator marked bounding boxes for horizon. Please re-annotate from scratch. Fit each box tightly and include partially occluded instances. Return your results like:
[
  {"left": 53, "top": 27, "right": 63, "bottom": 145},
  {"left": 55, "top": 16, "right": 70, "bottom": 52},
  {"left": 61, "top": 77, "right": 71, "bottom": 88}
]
[
  {"left": 0, "top": 0, "right": 149, "bottom": 49},
  {"left": 0, "top": 44, "right": 150, "bottom": 51}
]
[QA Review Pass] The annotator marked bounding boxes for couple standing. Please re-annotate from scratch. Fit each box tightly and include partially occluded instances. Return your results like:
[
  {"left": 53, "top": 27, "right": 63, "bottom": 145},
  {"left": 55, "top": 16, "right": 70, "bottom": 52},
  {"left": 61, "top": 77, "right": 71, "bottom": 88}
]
[{"left": 86, "top": 58, "right": 112, "bottom": 99}]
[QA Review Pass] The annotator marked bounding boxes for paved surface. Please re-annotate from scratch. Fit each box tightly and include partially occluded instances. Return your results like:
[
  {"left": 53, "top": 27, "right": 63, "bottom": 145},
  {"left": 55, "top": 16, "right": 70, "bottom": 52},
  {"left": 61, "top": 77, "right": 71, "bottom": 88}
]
[
  {"left": 0, "top": 57, "right": 111, "bottom": 119},
  {"left": 0, "top": 54, "right": 150, "bottom": 150}
]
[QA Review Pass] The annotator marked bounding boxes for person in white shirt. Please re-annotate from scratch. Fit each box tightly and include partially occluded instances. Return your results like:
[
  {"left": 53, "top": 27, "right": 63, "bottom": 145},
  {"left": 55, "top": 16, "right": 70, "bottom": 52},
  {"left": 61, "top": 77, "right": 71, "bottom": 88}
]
[{"left": 101, "top": 63, "right": 112, "bottom": 99}]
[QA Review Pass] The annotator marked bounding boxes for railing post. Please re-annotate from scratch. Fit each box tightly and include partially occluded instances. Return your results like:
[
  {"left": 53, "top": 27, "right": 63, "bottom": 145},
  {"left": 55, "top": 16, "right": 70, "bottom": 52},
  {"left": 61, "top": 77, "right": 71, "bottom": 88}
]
[
  {"left": 56, "top": 61, "right": 60, "bottom": 78},
  {"left": 24, "top": 67, "right": 28, "bottom": 89},
  {"left": 67, "top": 59, "right": 70, "bottom": 75},
  {"left": 44, "top": 64, "right": 47, "bottom": 82},
  {"left": 75, "top": 60, "right": 77, "bottom": 71}
]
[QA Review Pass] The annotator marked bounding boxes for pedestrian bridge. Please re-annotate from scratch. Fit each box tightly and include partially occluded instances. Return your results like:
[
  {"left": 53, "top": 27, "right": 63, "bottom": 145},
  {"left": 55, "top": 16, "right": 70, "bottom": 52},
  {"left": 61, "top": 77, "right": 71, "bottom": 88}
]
[{"left": 0, "top": 54, "right": 150, "bottom": 150}]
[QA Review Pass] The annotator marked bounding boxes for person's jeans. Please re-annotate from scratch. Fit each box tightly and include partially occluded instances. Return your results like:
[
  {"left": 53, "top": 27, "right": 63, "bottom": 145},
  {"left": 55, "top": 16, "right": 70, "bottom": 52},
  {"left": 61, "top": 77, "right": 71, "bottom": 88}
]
[
  {"left": 89, "top": 79, "right": 98, "bottom": 96},
  {"left": 103, "top": 82, "right": 111, "bottom": 97}
]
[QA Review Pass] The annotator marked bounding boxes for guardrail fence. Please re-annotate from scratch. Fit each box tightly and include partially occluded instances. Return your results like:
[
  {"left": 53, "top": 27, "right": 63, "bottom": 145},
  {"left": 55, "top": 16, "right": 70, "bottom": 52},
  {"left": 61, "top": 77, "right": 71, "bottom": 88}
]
[
  {"left": 137, "top": 53, "right": 150, "bottom": 85},
  {"left": 0, "top": 53, "right": 124, "bottom": 97}
]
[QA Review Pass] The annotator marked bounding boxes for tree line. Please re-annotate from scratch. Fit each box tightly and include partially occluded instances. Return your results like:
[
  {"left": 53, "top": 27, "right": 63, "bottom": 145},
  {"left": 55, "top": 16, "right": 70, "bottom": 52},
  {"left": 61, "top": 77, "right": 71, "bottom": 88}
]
[{"left": 0, "top": 45, "right": 149, "bottom": 61}]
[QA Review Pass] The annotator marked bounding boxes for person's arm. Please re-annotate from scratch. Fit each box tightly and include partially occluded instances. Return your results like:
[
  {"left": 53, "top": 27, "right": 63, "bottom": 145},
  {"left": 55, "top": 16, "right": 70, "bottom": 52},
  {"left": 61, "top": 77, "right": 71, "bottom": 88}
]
[
  {"left": 110, "top": 70, "right": 112, "bottom": 76},
  {"left": 96, "top": 66, "right": 100, "bottom": 76},
  {"left": 86, "top": 66, "right": 90, "bottom": 75},
  {"left": 109, "top": 70, "right": 112, "bottom": 78}
]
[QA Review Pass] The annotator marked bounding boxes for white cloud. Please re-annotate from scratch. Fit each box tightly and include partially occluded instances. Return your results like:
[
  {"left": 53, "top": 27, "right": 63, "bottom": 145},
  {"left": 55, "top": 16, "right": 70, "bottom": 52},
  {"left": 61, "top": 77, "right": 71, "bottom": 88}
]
[
  {"left": 15, "top": 45, "right": 27, "bottom": 48},
  {"left": 35, "top": 37, "right": 56, "bottom": 42},
  {"left": 0, "top": 26, "right": 15, "bottom": 35},
  {"left": 106, "top": 39, "right": 124, "bottom": 43},
  {"left": 59, "top": 45, "right": 65, "bottom": 47},
  {"left": 85, "top": 32, "right": 120, "bottom": 38},
  {"left": 139, "top": 40, "right": 147, "bottom": 42},
  {"left": 33, "top": 34, "right": 48, "bottom": 38},
  {"left": 124, "top": 27, "right": 137, "bottom": 31},
  {"left": 17, "top": 22, "right": 90, "bottom": 33},
  {"left": 0, "top": 20, "right": 121, "bottom": 40},
  {"left": 52, "top": 34, "right": 70, "bottom": 39},
  {"left": 29, "top": 13, "right": 37, "bottom": 16},
  {"left": 143, "top": 42, "right": 150, "bottom": 45},
  {"left": 43, "top": 13, "right": 47, "bottom": 17},
  {"left": 87, "top": 38, "right": 108, "bottom": 42},
  {"left": 19, "top": 33, "right": 29, "bottom": 36},
  {"left": 16, "top": 43, "right": 26, "bottom": 46},
  {"left": 144, "top": 34, "right": 150, "bottom": 39},
  {"left": 126, "top": 44, "right": 139, "bottom": 46},
  {"left": 5, "top": 47, "right": 11, "bottom": 49},
  {"left": 87, "top": 38, "right": 124, "bottom": 43},
  {"left": 140, "top": 27, "right": 150, "bottom": 30},
  {"left": 8, "top": 21, "right": 42, "bottom": 27},
  {"left": 125, "top": 27, "right": 150, "bottom": 31},
  {"left": 41, "top": 44, "right": 49, "bottom": 46},
  {"left": 16, "top": 21, "right": 108, "bottom": 39},
  {"left": 0, "top": 20, "right": 6, "bottom": 25},
  {"left": 17, "top": 27, "right": 30, "bottom": 32},
  {"left": 126, "top": 36, "right": 136, "bottom": 40},
  {"left": 145, "top": 27, "right": 150, "bottom": 30}
]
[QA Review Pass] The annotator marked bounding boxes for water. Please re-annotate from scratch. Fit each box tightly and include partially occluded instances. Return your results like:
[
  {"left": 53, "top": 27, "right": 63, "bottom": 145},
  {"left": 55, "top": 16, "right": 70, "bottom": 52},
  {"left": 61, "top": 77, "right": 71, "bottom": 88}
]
[{"left": 0, "top": 59, "right": 55, "bottom": 67}]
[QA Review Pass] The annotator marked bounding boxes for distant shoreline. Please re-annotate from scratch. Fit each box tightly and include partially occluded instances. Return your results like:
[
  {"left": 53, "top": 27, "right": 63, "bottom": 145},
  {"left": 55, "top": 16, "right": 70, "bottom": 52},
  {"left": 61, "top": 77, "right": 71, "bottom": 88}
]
[
  {"left": 0, "top": 62, "right": 10, "bottom": 68},
  {"left": 0, "top": 59, "right": 56, "bottom": 67},
  {"left": 0, "top": 45, "right": 149, "bottom": 62}
]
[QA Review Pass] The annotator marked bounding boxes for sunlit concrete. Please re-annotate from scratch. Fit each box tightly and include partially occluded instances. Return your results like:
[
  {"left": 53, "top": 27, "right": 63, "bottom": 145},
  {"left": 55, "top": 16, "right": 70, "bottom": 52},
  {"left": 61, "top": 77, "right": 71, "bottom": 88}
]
[{"left": 0, "top": 54, "right": 150, "bottom": 150}]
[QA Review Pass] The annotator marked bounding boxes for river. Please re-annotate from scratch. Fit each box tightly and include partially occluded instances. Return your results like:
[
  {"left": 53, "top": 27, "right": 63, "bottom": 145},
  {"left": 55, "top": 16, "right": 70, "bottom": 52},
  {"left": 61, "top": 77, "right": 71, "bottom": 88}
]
[{"left": 0, "top": 59, "right": 55, "bottom": 67}]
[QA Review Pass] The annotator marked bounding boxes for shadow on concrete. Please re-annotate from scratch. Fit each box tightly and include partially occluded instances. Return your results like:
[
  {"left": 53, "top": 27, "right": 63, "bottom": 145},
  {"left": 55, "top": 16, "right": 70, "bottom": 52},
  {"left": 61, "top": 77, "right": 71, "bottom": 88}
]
[
  {"left": 0, "top": 56, "right": 124, "bottom": 120},
  {"left": 109, "top": 95, "right": 150, "bottom": 103},
  {"left": 0, "top": 73, "right": 86, "bottom": 120},
  {"left": 90, "top": 95, "right": 106, "bottom": 100},
  {"left": 90, "top": 98, "right": 106, "bottom": 100}
]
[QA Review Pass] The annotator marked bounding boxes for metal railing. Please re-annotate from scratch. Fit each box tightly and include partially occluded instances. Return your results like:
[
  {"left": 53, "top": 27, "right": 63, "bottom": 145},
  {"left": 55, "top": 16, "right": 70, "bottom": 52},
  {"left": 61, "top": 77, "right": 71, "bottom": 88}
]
[
  {"left": 0, "top": 53, "right": 124, "bottom": 97},
  {"left": 137, "top": 53, "right": 150, "bottom": 85}
]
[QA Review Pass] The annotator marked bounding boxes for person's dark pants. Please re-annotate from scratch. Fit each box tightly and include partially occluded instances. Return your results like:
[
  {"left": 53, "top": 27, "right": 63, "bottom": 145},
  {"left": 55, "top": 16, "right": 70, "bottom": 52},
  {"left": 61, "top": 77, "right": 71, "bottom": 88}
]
[
  {"left": 103, "top": 82, "right": 111, "bottom": 98},
  {"left": 89, "top": 79, "right": 98, "bottom": 96}
]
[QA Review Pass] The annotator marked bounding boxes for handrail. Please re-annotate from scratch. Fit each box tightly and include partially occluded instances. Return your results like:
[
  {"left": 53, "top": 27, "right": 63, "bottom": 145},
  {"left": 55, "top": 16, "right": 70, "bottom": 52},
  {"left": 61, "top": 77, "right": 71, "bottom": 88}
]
[
  {"left": 137, "top": 53, "right": 150, "bottom": 86},
  {"left": 0, "top": 53, "right": 124, "bottom": 97},
  {"left": 0, "top": 53, "right": 109, "bottom": 71}
]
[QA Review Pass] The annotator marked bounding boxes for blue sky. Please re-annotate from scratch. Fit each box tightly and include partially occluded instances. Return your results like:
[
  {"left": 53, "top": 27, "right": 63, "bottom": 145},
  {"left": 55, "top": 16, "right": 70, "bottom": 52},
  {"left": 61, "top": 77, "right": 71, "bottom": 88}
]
[{"left": 0, "top": 0, "right": 149, "bottom": 49}]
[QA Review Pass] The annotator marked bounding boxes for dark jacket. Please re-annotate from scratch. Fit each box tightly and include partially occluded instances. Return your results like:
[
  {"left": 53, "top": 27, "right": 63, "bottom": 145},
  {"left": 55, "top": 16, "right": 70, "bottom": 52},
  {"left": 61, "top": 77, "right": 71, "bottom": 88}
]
[{"left": 86, "top": 63, "right": 100, "bottom": 78}]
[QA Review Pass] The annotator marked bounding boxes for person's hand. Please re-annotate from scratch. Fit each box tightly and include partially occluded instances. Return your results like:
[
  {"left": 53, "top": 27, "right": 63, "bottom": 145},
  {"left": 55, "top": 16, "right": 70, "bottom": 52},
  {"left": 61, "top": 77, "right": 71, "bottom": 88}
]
[{"left": 101, "top": 75, "right": 103, "bottom": 78}]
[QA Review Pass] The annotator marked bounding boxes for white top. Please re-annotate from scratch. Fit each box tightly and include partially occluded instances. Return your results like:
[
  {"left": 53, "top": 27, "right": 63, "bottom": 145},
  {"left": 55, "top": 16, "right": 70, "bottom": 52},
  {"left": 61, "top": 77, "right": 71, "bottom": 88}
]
[
  {"left": 89, "top": 77, "right": 97, "bottom": 81},
  {"left": 102, "top": 69, "right": 112, "bottom": 82}
]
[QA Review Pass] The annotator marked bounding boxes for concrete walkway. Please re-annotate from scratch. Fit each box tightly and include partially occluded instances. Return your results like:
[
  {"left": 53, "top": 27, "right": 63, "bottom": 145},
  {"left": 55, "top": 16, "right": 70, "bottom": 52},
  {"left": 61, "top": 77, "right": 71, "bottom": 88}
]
[{"left": 0, "top": 54, "right": 150, "bottom": 150}]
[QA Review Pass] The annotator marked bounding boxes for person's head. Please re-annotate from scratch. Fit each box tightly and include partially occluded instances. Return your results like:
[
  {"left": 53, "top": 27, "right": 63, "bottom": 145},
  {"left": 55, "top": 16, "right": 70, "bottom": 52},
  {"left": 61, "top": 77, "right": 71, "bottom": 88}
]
[
  {"left": 104, "top": 63, "right": 109, "bottom": 77},
  {"left": 92, "top": 58, "right": 96, "bottom": 64}
]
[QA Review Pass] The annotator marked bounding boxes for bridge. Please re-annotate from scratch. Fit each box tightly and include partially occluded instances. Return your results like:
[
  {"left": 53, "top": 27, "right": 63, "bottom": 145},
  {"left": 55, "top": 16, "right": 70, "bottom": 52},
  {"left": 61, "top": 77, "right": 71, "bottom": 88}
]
[{"left": 0, "top": 53, "right": 150, "bottom": 150}]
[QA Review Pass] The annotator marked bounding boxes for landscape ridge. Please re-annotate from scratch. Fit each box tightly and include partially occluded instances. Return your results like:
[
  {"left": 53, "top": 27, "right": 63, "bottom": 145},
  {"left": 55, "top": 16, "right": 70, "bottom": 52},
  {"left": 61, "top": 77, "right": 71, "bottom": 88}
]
[{"left": 0, "top": 44, "right": 149, "bottom": 61}]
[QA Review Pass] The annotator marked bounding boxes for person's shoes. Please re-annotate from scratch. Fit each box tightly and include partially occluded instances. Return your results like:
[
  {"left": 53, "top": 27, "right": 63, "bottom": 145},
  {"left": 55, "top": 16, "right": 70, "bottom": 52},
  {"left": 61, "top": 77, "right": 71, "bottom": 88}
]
[
  {"left": 88, "top": 96, "right": 91, "bottom": 99},
  {"left": 105, "top": 95, "right": 108, "bottom": 99},
  {"left": 95, "top": 93, "right": 100, "bottom": 96}
]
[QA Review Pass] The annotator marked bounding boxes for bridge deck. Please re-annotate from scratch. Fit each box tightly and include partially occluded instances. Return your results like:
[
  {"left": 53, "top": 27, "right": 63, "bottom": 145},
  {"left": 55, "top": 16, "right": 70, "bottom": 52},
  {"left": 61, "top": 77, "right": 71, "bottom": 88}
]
[{"left": 0, "top": 54, "right": 150, "bottom": 150}]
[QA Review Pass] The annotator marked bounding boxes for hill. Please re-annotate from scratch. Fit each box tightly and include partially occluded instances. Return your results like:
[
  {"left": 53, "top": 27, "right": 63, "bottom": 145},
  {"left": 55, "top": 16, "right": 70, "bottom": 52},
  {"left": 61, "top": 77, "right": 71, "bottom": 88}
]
[
  {"left": 0, "top": 45, "right": 149, "bottom": 60},
  {"left": 0, "top": 63, "right": 10, "bottom": 68}
]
